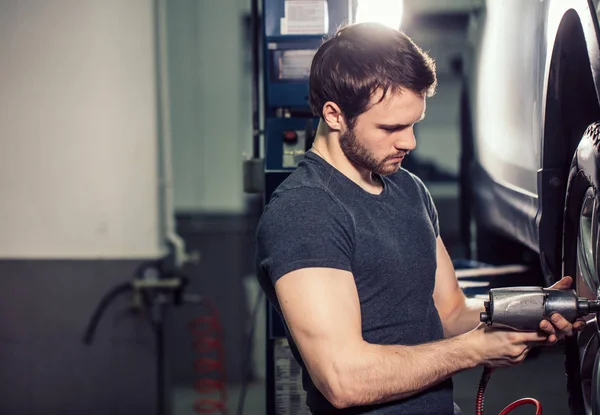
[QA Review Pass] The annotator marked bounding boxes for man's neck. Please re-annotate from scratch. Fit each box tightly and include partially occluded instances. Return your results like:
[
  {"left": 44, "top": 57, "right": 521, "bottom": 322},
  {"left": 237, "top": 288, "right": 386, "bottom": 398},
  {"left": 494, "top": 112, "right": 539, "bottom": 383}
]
[{"left": 310, "top": 132, "right": 382, "bottom": 195}]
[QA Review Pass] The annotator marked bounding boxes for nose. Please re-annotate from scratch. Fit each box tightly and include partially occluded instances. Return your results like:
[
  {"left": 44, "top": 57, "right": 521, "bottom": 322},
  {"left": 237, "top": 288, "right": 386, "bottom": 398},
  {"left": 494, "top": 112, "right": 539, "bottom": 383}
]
[{"left": 394, "top": 127, "right": 417, "bottom": 152}]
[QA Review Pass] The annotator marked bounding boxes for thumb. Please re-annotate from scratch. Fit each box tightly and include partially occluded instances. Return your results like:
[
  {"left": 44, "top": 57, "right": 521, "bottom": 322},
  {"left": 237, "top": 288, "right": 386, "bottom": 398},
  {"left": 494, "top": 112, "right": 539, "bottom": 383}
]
[{"left": 549, "top": 276, "right": 573, "bottom": 290}]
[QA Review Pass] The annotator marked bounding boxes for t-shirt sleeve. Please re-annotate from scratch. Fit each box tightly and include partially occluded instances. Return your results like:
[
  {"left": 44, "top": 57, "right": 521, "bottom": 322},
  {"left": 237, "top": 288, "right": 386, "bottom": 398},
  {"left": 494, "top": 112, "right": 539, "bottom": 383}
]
[
  {"left": 411, "top": 175, "right": 440, "bottom": 238},
  {"left": 425, "top": 188, "right": 440, "bottom": 238},
  {"left": 256, "top": 187, "right": 354, "bottom": 284}
]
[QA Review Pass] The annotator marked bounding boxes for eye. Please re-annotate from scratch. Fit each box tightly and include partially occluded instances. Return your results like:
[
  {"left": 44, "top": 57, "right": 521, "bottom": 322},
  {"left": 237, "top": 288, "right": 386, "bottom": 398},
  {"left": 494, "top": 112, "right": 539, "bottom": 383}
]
[{"left": 381, "top": 126, "right": 407, "bottom": 134}]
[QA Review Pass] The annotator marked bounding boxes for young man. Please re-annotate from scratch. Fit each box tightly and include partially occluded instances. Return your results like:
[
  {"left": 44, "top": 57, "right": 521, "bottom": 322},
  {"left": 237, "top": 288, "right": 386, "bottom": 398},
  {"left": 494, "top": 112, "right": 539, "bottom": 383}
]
[{"left": 256, "top": 23, "right": 583, "bottom": 414}]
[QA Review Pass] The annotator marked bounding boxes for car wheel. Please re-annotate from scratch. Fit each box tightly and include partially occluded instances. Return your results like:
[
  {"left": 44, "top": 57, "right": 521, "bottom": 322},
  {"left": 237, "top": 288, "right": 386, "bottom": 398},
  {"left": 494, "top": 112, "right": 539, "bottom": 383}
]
[{"left": 562, "top": 122, "right": 600, "bottom": 415}]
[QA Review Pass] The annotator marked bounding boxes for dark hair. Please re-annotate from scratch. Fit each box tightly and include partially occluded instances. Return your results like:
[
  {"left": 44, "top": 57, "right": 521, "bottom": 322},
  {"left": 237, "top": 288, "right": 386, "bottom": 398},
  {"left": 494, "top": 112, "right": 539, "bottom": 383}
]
[{"left": 308, "top": 23, "right": 437, "bottom": 125}]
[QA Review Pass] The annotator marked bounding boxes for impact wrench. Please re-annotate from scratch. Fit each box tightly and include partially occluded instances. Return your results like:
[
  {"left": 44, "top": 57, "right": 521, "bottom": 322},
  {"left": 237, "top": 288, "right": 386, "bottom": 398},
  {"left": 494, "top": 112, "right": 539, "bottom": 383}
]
[{"left": 475, "top": 287, "right": 600, "bottom": 415}]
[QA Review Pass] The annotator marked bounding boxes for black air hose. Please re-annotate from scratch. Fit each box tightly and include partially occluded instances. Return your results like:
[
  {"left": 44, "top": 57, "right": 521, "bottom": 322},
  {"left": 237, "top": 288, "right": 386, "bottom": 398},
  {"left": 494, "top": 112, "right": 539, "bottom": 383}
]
[{"left": 83, "top": 281, "right": 133, "bottom": 344}]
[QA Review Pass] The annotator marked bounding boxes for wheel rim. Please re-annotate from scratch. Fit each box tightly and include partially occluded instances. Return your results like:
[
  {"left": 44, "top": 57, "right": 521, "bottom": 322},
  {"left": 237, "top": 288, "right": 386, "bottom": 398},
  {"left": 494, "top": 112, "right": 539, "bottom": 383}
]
[{"left": 576, "top": 188, "right": 600, "bottom": 414}]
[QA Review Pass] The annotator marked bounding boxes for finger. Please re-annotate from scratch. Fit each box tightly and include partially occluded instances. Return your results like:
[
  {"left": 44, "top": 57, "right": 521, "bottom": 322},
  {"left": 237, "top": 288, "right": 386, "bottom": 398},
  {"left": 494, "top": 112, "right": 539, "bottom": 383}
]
[
  {"left": 549, "top": 276, "right": 573, "bottom": 290},
  {"left": 528, "top": 333, "right": 557, "bottom": 347},
  {"left": 550, "top": 313, "right": 573, "bottom": 337},
  {"left": 510, "top": 346, "right": 530, "bottom": 363},
  {"left": 539, "top": 319, "right": 556, "bottom": 336},
  {"left": 574, "top": 318, "right": 586, "bottom": 333},
  {"left": 544, "top": 334, "right": 558, "bottom": 346},
  {"left": 526, "top": 332, "right": 556, "bottom": 347},
  {"left": 518, "top": 331, "right": 549, "bottom": 342}
]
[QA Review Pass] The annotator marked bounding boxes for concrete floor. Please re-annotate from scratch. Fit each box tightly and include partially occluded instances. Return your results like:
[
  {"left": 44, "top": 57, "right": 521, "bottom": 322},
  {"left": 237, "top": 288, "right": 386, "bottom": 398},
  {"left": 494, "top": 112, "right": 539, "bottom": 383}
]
[
  {"left": 174, "top": 344, "right": 570, "bottom": 415},
  {"left": 174, "top": 381, "right": 265, "bottom": 415}
]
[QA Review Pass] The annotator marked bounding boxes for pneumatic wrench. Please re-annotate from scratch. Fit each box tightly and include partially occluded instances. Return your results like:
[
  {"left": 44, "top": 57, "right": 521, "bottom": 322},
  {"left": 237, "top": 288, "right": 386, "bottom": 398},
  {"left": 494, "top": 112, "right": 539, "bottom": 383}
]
[
  {"left": 479, "top": 286, "right": 600, "bottom": 331},
  {"left": 473, "top": 287, "right": 600, "bottom": 415}
]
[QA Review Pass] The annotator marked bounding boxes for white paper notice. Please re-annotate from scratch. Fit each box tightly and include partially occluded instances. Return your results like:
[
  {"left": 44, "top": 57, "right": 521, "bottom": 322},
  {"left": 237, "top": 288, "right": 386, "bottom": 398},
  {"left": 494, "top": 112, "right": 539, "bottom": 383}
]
[
  {"left": 279, "top": 50, "right": 317, "bottom": 79},
  {"left": 282, "top": 0, "right": 328, "bottom": 35}
]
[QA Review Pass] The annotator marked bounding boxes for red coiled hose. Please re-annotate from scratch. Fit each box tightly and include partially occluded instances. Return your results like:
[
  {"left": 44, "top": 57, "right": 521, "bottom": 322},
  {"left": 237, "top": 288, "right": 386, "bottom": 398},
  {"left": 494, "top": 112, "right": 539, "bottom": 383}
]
[
  {"left": 476, "top": 367, "right": 542, "bottom": 415},
  {"left": 189, "top": 298, "right": 229, "bottom": 415},
  {"left": 475, "top": 367, "right": 494, "bottom": 414},
  {"left": 498, "top": 398, "right": 542, "bottom": 415}
]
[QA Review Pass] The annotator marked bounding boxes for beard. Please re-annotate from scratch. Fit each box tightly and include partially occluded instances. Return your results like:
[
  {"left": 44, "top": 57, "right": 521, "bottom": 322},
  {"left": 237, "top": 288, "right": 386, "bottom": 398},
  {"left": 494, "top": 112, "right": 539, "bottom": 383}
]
[{"left": 339, "top": 127, "right": 408, "bottom": 176}]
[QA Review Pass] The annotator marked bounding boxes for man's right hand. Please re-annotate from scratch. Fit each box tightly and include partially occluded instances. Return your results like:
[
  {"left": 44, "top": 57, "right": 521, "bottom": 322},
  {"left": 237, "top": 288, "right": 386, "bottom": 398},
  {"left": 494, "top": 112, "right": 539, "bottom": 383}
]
[{"left": 466, "top": 323, "right": 549, "bottom": 368}]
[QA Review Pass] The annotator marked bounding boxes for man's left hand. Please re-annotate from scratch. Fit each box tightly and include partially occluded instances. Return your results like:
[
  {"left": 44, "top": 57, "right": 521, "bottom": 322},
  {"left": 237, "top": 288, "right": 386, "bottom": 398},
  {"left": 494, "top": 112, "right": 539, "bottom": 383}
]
[{"left": 539, "top": 276, "right": 586, "bottom": 345}]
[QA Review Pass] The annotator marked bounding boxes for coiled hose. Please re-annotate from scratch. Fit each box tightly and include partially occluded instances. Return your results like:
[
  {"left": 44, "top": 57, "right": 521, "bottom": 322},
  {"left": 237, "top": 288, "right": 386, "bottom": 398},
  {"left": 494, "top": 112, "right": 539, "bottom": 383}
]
[
  {"left": 189, "top": 298, "right": 228, "bottom": 414},
  {"left": 476, "top": 367, "right": 542, "bottom": 415}
]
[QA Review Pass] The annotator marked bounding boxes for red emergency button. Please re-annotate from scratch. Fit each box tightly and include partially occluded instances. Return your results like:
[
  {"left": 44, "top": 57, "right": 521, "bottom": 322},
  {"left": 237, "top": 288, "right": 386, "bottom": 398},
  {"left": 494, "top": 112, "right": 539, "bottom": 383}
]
[{"left": 283, "top": 130, "right": 298, "bottom": 143}]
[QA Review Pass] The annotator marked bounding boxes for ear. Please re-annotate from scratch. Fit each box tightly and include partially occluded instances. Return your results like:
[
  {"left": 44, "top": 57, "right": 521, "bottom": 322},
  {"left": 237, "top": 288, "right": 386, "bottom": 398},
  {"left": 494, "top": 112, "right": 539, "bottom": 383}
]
[{"left": 321, "top": 101, "right": 346, "bottom": 131}]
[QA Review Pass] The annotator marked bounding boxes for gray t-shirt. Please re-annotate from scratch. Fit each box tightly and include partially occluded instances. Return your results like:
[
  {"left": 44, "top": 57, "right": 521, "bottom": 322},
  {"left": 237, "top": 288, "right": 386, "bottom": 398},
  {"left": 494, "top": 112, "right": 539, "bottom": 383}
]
[{"left": 256, "top": 151, "right": 454, "bottom": 414}]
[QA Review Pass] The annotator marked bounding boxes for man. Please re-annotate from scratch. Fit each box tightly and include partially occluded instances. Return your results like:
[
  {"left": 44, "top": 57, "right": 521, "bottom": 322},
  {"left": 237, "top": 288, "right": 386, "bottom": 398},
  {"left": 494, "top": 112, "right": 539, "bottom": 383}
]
[{"left": 255, "top": 23, "right": 583, "bottom": 414}]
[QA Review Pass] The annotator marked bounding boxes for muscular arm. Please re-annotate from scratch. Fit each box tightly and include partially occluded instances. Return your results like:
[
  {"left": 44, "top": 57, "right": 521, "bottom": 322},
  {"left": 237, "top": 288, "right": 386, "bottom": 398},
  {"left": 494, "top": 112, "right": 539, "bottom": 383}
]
[
  {"left": 432, "top": 237, "right": 484, "bottom": 337},
  {"left": 275, "top": 267, "right": 480, "bottom": 409}
]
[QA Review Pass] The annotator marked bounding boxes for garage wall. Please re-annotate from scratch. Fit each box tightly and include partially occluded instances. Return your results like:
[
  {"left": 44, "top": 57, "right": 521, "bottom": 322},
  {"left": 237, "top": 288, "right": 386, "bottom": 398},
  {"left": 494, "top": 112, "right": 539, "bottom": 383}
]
[
  {"left": 163, "top": 0, "right": 258, "bottom": 386},
  {"left": 0, "top": 1, "right": 163, "bottom": 414},
  {"left": 168, "top": 0, "right": 253, "bottom": 214},
  {"left": 0, "top": 0, "right": 165, "bottom": 259}
]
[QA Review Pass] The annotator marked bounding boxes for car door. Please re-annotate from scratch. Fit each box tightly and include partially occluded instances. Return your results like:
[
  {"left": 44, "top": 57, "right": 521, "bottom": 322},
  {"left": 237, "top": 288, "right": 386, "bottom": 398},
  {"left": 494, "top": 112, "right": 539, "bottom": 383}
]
[{"left": 471, "top": 0, "right": 543, "bottom": 196}]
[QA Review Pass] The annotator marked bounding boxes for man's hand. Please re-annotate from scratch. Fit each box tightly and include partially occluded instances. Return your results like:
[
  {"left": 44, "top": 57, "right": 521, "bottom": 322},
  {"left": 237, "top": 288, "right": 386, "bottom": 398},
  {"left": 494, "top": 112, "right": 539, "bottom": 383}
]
[
  {"left": 539, "top": 276, "right": 586, "bottom": 344},
  {"left": 467, "top": 323, "right": 549, "bottom": 368}
]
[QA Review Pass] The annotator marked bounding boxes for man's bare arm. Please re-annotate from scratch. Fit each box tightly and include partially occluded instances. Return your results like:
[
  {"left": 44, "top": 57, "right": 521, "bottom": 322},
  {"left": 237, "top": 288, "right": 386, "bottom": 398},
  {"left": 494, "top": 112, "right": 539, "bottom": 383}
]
[
  {"left": 275, "top": 267, "right": 546, "bottom": 409},
  {"left": 432, "top": 237, "right": 484, "bottom": 337}
]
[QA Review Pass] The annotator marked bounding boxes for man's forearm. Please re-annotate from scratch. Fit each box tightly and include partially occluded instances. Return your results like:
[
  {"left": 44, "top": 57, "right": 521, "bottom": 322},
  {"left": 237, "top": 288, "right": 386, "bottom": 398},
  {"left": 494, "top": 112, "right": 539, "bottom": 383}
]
[
  {"left": 442, "top": 297, "right": 485, "bottom": 338},
  {"left": 330, "top": 334, "right": 479, "bottom": 408}
]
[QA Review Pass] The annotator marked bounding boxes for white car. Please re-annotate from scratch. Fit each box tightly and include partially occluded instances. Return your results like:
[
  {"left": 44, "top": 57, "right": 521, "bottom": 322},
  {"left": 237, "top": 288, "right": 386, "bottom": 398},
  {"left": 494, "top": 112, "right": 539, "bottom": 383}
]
[{"left": 463, "top": 1, "right": 600, "bottom": 413}]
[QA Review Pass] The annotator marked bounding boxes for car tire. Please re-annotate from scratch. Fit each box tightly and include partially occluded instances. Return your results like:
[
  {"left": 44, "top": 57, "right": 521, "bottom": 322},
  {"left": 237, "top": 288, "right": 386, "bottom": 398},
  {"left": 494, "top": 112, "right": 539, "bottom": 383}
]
[{"left": 562, "top": 122, "right": 600, "bottom": 415}]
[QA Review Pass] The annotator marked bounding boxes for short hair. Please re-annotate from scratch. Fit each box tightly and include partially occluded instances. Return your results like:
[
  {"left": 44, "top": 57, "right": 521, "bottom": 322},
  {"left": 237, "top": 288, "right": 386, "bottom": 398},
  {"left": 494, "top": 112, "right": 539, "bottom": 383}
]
[{"left": 308, "top": 22, "right": 437, "bottom": 125}]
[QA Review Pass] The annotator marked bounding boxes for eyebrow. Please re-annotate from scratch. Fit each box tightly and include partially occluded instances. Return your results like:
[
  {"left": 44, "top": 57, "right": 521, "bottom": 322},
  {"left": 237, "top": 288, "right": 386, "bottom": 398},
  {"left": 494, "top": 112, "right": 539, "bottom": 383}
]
[{"left": 376, "top": 113, "right": 426, "bottom": 130}]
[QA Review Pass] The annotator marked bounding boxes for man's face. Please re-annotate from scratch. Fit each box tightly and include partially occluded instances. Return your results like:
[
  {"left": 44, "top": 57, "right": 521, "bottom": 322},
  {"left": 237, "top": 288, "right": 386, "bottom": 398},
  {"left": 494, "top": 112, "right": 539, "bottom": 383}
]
[{"left": 340, "top": 89, "right": 425, "bottom": 176}]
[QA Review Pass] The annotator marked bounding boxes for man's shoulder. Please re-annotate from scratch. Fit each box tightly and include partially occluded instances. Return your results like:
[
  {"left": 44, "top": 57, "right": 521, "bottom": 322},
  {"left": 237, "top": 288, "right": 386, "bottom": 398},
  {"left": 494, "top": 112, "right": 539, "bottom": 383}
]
[
  {"left": 256, "top": 166, "right": 354, "bottom": 248},
  {"left": 265, "top": 182, "right": 340, "bottom": 219},
  {"left": 268, "top": 159, "right": 338, "bottom": 206},
  {"left": 259, "top": 168, "right": 348, "bottom": 232}
]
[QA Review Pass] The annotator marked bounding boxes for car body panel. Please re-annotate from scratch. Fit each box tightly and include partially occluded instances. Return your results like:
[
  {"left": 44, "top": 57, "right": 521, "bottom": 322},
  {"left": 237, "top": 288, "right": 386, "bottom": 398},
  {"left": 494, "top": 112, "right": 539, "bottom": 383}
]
[{"left": 472, "top": 0, "right": 542, "bottom": 195}]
